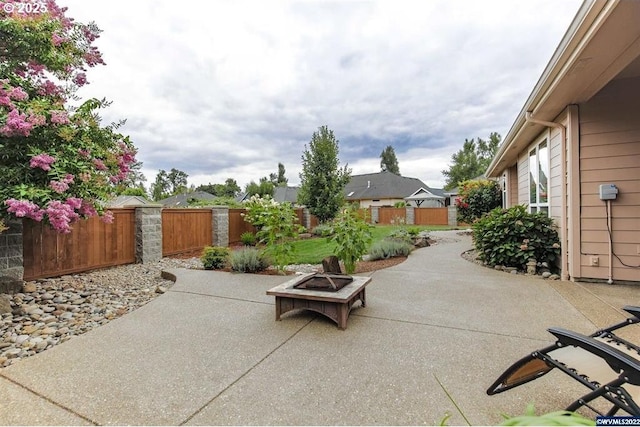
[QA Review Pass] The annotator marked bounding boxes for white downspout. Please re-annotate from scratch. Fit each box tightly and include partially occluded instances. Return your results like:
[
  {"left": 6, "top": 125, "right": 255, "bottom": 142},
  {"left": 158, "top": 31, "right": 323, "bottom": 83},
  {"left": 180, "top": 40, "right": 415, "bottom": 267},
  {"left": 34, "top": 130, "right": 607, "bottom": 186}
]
[{"left": 524, "top": 112, "right": 569, "bottom": 281}]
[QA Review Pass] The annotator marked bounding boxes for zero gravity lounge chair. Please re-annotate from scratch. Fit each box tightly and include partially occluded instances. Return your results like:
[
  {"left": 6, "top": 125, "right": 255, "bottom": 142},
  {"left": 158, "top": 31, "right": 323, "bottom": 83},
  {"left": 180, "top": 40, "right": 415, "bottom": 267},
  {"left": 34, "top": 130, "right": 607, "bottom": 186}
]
[{"left": 487, "top": 305, "right": 640, "bottom": 417}]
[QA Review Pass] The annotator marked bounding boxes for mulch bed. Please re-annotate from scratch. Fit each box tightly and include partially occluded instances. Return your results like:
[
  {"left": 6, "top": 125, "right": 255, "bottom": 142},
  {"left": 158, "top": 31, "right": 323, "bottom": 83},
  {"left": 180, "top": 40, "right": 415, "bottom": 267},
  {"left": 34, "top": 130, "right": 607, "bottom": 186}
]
[{"left": 169, "top": 249, "right": 409, "bottom": 275}]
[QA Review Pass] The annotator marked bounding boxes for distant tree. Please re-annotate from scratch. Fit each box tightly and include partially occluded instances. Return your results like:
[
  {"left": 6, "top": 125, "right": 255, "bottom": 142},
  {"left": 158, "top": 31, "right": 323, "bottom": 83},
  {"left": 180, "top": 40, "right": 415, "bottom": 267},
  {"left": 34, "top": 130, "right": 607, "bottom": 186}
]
[
  {"left": 120, "top": 187, "right": 148, "bottom": 197},
  {"left": 167, "top": 168, "right": 189, "bottom": 194},
  {"left": 151, "top": 169, "right": 170, "bottom": 201},
  {"left": 222, "top": 178, "right": 241, "bottom": 197},
  {"left": 298, "top": 125, "right": 351, "bottom": 222},
  {"left": 244, "top": 177, "right": 274, "bottom": 198},
  {"left": 380, "top": 145, "right": 400, "bottom": 175},
  {"left": 442, "top": 132, "right": 501, "bottom": 190},
  {"left": 150, "top": 167, "right": 189, "bottom": 200},
  {"left": 196, "top": 178, "right": 241, "bottom": 198},
  {"left": 269, "top": 163, "right": 288, "bottom": 187}
]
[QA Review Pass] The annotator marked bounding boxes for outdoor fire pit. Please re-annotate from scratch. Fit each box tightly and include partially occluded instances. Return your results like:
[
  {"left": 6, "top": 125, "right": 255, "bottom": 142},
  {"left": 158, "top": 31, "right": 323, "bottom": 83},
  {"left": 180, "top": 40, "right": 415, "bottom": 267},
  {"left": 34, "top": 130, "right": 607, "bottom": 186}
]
[
  {"left": 292, "top": 273, "right": 353, "bottom": 291},
  {"left": 267, "top": 273, "right": 371, "bottom": 330}
]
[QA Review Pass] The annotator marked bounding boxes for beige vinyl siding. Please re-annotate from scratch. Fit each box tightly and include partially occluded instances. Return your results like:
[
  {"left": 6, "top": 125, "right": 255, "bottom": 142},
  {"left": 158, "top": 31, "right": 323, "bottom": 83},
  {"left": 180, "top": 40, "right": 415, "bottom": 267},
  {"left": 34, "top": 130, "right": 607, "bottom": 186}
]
[
  {"left": 548, "top": 126, "right": 563, "bottom": 224},
  {"left": 577, "top": 77, "right": 640, "bottom": 282},
  {"left": 509, "top": 165, "right": 518, "bottom": 207},
  {"left": 517, "top": 153, "right": 529, "bottom": 206}
]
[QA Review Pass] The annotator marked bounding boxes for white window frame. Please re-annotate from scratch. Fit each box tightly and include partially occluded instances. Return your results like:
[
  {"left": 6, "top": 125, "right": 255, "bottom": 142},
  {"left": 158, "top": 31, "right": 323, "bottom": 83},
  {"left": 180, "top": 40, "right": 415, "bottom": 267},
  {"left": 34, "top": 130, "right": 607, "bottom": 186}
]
[{"left": 528, "top": 133, "right": 550, "bottom": 215}]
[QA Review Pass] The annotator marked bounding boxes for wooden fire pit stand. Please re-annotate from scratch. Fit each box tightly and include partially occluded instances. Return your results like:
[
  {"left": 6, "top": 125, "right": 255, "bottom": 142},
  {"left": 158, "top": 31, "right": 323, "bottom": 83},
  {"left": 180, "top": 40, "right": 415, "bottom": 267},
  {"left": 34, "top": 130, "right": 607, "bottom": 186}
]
[{"left": 266, "top": 274, "right": 372, "bottom": 330}]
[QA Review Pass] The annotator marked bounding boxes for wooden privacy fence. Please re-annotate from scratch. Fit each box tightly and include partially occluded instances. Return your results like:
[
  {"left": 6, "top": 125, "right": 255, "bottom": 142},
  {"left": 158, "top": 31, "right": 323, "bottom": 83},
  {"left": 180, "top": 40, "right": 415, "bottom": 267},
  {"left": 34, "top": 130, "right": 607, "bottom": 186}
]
[
  {"left": 229, "top": 208, "right": 257, "bottom": 245},
  {"left": 377, "top": 207, "right": 407, "bottom": 224},
  {"left": 23, "top": 208, "right": 136, "bottom": 281},
  {"left": 162, "top": 209, "right": 212, "bottom": 256},
  {"left": 415, "top": 207, "right": 448, "bottom": 225}
]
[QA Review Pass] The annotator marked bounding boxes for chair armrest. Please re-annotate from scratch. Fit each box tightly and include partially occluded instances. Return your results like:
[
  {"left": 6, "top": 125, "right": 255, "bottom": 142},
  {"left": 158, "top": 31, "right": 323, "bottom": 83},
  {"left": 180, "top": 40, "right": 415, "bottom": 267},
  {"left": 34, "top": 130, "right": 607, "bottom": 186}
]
[
  {"left": 548, "top": 327, "right": 640, "bottom": 385},
  {"left": 624, "top": 306, "right": 640, "bottom": 321}
]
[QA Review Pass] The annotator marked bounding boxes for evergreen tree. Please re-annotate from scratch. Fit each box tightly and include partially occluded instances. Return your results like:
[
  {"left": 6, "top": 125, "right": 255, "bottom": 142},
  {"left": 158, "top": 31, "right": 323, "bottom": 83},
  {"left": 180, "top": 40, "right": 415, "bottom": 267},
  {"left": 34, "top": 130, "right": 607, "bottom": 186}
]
[
  {"left": 269, "top": 162, "right": 288, "bottom": 186},
  {"left": 379, "top": 145, "right": 400, "bottom": 175},
  {"left": 298, "top": 126, "right": 351, "bottom": 222}
]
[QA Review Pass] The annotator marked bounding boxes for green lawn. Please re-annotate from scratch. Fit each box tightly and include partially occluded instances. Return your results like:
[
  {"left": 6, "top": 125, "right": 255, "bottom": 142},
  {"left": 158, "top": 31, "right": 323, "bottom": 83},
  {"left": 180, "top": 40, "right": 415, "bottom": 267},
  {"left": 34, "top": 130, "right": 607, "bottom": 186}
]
[{"left": 290, "top": 224, "right": 453, "bottom": 264}]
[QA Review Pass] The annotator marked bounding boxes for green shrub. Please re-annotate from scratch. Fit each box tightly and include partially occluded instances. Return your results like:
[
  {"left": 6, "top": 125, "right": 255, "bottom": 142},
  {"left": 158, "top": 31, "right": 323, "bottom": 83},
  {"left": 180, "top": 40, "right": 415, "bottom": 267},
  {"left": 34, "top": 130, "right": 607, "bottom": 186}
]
[
  {"left": 240, "top": 232, "right": 257, "bottom": 246},
  {"left": 369, "top": 239, "right": 413, "bottom": 260},
  {"left": 229, "top": 248, "right": 269, "bottom": 273},
  {"left": 456, "top": 179, "right": 502, "bottom": 224},
  {"left": 201, "top": 246, "right": 229, "bottom": 270},
  {"left": 329, "top": 204, "right": 373, "bottom": 274},
  {"left": 311, "top": 223, "right": 333, "bottom": 237},
  {"left": 407, "top": 227, "right": 421, "bottom": 237},
  {"left": 243, "top": 195, "right": 303, "bottom": 272},
  {"left": 472, "top": 205, "right": 561, "bottom": 271},
  {"left": 387, "top": 228, "right": 413, "bottom": 244}
]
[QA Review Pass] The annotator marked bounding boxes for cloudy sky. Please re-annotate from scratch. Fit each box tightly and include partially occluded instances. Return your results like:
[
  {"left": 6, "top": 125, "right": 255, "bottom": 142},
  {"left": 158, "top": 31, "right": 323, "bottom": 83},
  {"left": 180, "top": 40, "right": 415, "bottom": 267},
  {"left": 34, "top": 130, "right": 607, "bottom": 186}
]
[{"left": 60, "top": 0, "right": 583, "bottom": 191}]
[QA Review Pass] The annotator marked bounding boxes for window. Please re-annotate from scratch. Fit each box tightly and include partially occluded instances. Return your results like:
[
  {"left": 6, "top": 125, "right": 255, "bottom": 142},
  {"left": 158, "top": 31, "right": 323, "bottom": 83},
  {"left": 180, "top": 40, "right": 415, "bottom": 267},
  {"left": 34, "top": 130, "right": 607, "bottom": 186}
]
[
  {"left": 501, "top": 173, "right": 508, "bottom": 209},
  {"left": 528, "top": 138, "right": 549, "bottom": 215}
]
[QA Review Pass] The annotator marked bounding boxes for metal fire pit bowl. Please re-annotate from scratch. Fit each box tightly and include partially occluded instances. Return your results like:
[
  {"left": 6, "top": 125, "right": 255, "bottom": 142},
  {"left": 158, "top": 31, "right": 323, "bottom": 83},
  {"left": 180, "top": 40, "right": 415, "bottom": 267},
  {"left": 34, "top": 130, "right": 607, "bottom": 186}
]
[{"left": 292, "top": 273, "right": 353, "bottom": 292}]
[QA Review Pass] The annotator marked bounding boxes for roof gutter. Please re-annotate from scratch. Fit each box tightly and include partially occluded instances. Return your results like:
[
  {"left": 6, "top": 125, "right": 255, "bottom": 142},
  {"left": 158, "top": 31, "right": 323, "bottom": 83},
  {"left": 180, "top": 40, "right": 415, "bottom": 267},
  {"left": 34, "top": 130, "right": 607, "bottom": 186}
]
[{"left": 524, "top": 112, "right": 569, "bottom": 281}]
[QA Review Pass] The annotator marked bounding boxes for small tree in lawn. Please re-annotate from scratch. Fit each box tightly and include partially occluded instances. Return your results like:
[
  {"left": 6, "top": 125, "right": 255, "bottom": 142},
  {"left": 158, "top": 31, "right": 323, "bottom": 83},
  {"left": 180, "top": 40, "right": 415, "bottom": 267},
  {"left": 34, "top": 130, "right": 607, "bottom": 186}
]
[
  {"left": 329, "top": 204, "right": 372, "bottom": 274},
  {"left": 0, "top": 2, "right": 137, "bottom": 233},
  {"left": 298, "top": 125, "right": 351, "bottom": 222},
  {"left": 242, "top": 195, "right": 303, "bottom": 273}
]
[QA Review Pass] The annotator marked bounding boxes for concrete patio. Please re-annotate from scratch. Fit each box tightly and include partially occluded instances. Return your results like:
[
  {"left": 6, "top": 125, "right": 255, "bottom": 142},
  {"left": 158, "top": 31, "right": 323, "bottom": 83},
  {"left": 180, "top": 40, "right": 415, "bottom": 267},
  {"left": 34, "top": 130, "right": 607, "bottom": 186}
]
[{"left": 1, "top": 230, "right": 638, "bottom": 425}]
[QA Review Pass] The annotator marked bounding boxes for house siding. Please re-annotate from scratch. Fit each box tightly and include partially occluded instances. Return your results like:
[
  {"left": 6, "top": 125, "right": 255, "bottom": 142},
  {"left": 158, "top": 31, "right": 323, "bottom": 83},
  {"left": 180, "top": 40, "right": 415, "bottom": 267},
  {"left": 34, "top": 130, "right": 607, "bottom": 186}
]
[{"left": 577, "top": 77, "right": 640, "bottom": 282}]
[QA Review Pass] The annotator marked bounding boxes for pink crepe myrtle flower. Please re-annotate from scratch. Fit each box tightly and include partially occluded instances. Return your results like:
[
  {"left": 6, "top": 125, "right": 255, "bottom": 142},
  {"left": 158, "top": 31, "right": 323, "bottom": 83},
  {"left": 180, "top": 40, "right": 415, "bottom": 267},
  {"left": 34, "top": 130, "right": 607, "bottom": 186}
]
[
  {"left": 38, "top": 80, "right": 62, "bottom": 97},
  {"left": 73, "top": 72, "right": 87, "bottom": 86},
  {"left": 51, "top": 33, "right": 65, "bottom": 46},
  {"left": 66, "top": 197, "right": 83, "bottom": 210},
  {"left": 29, "top": 153, "right": 56, "bottom": 171},
  {"left": 62, "top": 174, "right": 74, "bottom": 184},
  {"left": 78, "top": 149, "right": 91, "bottom": 158},
  {"left": 100, "top": 210, "right": 114, "bottom": 224},
  {"left": 45, "top": 200, "right": 79, "bottom": 234},
  {"left": 0, "top": 109, "right": 33, "bottom": 136},
  {"left": 8, "top": 87, "right": 28, "bottom": 101},
  {"left": 0, "top": 96, "right": 12, "bottom": 107},
  {"left": 28, "top": 113, "right": 46, "bottom": 126},
  {"left": 78, "top": 200, "right": 98, "bottom": 217},
  {"left": 5, "top": 199, "right": 44, "bottom": 221},
  {"left": 49, "top": 180, "right": 69, "bottom": 194},
  {"left": 50, "top": 110, "right": 70, "bottom": 124},
  {"left": 93, "top": 158, "right": 107, "bottom": 171}
]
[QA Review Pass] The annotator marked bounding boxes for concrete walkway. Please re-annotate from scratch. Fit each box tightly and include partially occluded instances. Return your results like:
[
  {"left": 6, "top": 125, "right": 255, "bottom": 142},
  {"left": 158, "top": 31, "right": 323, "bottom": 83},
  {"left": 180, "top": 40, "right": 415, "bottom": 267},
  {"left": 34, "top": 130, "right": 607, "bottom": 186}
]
[{"left": 1, "top": 230, "right": 638, "bottom": 425}]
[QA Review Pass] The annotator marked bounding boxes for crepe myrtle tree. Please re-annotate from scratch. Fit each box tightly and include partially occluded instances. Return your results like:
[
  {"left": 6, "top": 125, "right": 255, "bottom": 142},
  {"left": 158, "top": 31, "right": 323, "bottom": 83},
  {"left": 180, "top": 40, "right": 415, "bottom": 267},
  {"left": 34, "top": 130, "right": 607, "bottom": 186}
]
[{"left": 0, "top": 1, "right": 138, "bottom": 233}]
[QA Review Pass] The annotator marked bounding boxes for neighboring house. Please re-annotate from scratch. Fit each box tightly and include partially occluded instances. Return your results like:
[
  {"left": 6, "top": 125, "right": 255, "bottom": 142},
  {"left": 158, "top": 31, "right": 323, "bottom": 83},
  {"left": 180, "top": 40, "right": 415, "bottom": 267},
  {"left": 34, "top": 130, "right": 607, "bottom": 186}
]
[
  {"left": 107, "top": 195, "right": 154, "bottom": 208},
  {"left": 273, "top": 186, "right": 299, "bottom": 204},
  {"left": 486, "top": 0, "right": 640, "bottom": 284},
  {"left": 344, "top": 171, "right": 445, "bottom": 208},
  {"left": 158, "top": 191, "right": 216, "bottom": 207}
]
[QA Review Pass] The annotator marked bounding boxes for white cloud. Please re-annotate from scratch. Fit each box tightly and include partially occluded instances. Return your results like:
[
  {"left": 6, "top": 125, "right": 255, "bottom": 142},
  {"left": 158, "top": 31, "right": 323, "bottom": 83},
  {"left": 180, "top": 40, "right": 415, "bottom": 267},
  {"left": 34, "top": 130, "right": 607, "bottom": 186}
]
[{"left": 61, "top": 0, "right": 583, "bottom": 191}]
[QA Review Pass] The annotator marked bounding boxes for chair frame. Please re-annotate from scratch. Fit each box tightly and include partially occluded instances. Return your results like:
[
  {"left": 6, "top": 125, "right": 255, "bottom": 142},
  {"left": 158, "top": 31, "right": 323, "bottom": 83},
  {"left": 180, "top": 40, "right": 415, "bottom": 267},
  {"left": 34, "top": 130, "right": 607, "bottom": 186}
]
[{"left": 487, "top": 306, "right": 640, "bottom": 416}]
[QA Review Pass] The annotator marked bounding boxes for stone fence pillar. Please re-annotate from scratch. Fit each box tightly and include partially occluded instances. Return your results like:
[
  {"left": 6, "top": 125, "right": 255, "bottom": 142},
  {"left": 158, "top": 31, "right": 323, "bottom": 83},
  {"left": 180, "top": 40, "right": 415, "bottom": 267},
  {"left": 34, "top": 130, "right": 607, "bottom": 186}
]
[
  {"left": 448, "top": 206, "right": 458, "bottom": 227},
  {"left": 302, "top": 208, "right": 311, "bottom": 230},
  {"left": 405, "top": 206, "right": 415, "bottom": 225},
  {"left": 135, "top": 206, "right": 163, "bottom": 264},
  {"left": 0, "top": 220, "right": 24, "bottom": 280},
  {"left": 211, "top": 206, "right": 229, "bottom": 247},
  {"left": 370, "top": 206, "right": 379, "bottom": 224}
]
